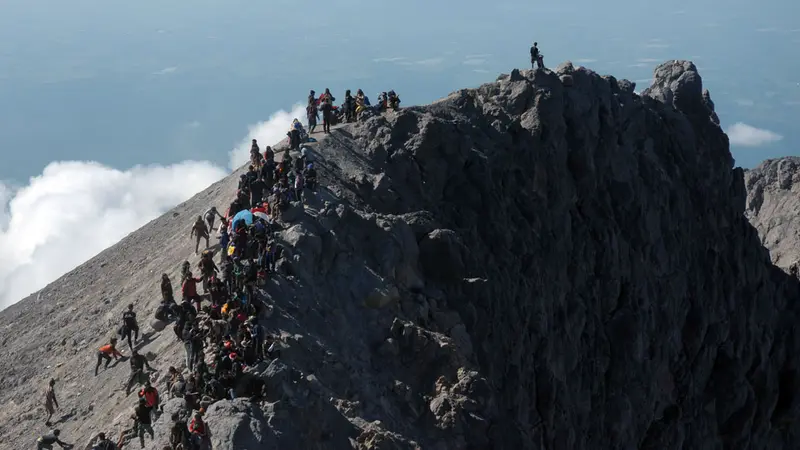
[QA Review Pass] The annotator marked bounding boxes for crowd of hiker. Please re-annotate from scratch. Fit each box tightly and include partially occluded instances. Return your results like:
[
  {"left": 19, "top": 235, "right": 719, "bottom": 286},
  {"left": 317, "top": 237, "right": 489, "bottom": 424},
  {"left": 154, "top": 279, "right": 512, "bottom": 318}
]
[
  {"left": 35, "top": 84, "right": 408, "bottom": 450},
  {"left": 305, "top": 87, "right": 401, "bottom": 133}
]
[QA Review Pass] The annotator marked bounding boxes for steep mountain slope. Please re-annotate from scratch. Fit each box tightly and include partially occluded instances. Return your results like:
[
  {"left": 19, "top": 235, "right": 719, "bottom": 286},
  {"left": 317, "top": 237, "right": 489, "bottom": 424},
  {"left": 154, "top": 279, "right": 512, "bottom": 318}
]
[
  {"left": 745, "top": 157, "right": 800, "bottom": 269},
  {"left": 2, "top": 60, "right": 800, "bottom": 450}
]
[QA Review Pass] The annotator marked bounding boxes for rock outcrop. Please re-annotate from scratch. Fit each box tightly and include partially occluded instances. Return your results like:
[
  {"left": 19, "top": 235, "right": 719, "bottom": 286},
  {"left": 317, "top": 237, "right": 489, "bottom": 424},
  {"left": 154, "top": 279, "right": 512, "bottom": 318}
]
[
  {"left": 745, "top": 157, "right": 800, "bottom": 269},
  {"left": 1, "top": 60, "right": 799, "bottom": 450}
]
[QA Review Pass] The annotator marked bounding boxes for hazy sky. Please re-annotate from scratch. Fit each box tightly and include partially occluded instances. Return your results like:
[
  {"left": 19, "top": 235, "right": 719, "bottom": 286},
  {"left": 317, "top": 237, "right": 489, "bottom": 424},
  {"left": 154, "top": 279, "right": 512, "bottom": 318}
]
[
  {"left": 0, "top": 0, "right": 797, "bottom": 308},
  {"left": 0, "top": 0, "right": 797, "bottom": 181}
]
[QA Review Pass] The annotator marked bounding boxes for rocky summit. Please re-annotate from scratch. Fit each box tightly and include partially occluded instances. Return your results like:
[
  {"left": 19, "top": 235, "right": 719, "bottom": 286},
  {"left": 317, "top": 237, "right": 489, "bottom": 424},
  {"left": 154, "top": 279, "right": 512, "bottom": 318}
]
[{"left": 2, "top": 60, "right": 800, "bottom": 450}]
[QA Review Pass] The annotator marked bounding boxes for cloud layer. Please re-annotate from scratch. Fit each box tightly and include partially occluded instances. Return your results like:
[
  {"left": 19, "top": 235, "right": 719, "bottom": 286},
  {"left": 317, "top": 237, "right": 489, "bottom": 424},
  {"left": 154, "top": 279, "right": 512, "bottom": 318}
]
[
  {"left": 726, "top": 122, "right": 784, "bottom": 147},
  {"left": 0, "top": 105, "right": 302, "bottom": 309}
]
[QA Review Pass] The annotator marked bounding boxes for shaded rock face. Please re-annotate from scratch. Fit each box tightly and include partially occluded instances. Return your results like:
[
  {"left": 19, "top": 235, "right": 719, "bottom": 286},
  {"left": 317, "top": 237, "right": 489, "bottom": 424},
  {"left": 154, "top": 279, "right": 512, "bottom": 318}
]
[
  {"left": 745, "top": 157, "right": 800, "bottom": 269},
  {"left": 339, "top": 60, "right": 799, "bottom": 449},
  {"left": 2, "top": 60, "right": 798, "bottom": 450}
]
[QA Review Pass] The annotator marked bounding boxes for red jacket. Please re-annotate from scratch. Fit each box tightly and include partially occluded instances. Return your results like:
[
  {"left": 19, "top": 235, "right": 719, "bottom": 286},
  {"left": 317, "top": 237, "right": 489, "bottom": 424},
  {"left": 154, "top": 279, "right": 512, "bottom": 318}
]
[
  {"left": 182, "top": 278, "right": 202, "bottom": 298},
  {"left": 190, "top": 418, "right": 206, "bottom": 435},
  {"left": 139, "top": 387, "right": 159, "bottom": 408}
]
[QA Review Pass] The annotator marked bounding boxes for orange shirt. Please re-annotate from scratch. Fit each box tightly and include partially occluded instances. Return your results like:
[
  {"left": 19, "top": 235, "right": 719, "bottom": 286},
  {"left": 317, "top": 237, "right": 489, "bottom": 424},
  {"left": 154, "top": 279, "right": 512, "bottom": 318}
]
[{"left": 99, "top": 344, "right": 122, "bottom": 358}]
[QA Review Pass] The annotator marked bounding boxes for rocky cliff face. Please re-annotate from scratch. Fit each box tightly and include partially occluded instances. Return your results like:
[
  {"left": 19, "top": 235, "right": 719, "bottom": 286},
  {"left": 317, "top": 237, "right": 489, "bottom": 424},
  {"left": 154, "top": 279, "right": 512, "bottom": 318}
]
[
  {"left": 745, "top": 157, "right": 800, "bottom": 270},
  {"left": 1, "top": 60, "right": 799, "bottom": 450}
]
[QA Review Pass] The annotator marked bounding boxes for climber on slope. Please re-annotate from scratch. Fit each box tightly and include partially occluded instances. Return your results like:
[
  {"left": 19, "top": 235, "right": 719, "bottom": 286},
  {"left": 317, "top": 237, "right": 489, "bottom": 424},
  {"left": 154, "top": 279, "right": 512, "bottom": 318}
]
[
  {"left": 169, "top": 413, "right": 191, "bottom": 450},
  {"left": 44, "top": 378, "right": 59, "bottom": 426},
  {"left": 86, "top": 432, "right": 117, "bottom": 450},
  {"left": 37, "top": 429, "right": 73, "bottom": 450},
  {"left": 190, "top": 216, "right": 210, "bottom": 255},
  {"left": 138, "top": 380, "right": 160, "bottom": 422},
  {"left": 198, "top": 251, "right": 218, "bottom": 294},
  {"left": 161, "top": 273, "right": 174, "bottom": 303},
  {"left": 95, "top": 338, "right": 123, "bottom": 376},
  {"left": 182, "top": 271, "right": 204, "bottom": 312},
  {"left": 203, "top": 206, "right": 223, "bottom": 233},
  {"left": 120, "top": 303, "right": 139, "bottom": 350},
  {"left": 125, "top": 349, "right": 155, "bottom": 395},
  {"left": 132, "top": 397, "right": 155, "bottom": 449}
]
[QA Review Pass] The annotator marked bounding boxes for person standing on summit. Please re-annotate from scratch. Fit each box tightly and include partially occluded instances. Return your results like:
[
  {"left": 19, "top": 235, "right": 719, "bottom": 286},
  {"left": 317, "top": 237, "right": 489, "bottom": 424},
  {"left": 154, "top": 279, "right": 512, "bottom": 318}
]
[
  {"left": 530, "top": 42, "right": 544, "bottom": 69},
  {"left": 190, "top": 216, "right": 210, "bottom": 255},
  {"left": 320, "top": 88, "right": 335, "bottom": 134}
]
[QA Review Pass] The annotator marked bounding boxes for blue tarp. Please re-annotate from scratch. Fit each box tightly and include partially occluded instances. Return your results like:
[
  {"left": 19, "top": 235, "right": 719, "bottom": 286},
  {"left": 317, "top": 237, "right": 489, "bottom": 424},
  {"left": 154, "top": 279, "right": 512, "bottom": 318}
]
[{"left": 232, "top": 209, "right": 254, "bottom": 227}]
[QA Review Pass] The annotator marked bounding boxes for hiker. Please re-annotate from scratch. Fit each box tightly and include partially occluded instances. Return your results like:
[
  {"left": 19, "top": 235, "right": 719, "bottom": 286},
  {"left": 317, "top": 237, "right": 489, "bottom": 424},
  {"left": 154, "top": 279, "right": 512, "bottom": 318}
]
[
  {"left": 219, "top": 228, "right": 230, "bottom": 261},
  {"left": 181, "top": 261, "right": 191, "bottom": 282},
  {"left": 303, "top": 163, "right": 317, "bottom": 190},
  {"left": 161, "top": 274, "right": 174, "bottom": 303},
  {"left": 37, "top": 429, "right": 72, "bottom": 449},
  {"left": 182, "top": 323, "right": 197, "bottom": 371},
  {"left": 44, "top": 378, "right": 59, "bottom": 426},
  {"left": 294, "top": 169, "right": 304, "bottom": 202},
  {"left": 344, "top": 89, "right": 354, "bottom": 122},
  {"left": 138, "top": 380, "right": 160, "bottom": 422},
  {"left": 307, "top": 99, "right": 318, "bottom": 134},
  {"left": 250, "top": 176, "right": 266, "bottom": 207},
  {"left": 530, "top": 42, "right": 544, "bottom": 69},
  {"left": 388, "top": 90, "right": 401, "bottom": 110},
  {"left": 125, "top": 349, "right": 154, "bottom": 395},
  {"left": 191, "top": 216, "right": 210, "bottom": 255},
  {"left": 115, "top": 416, "right": 139, "bottom": 449},
  {"left": 203, "top": 206, "right": 223, "bottom": 233},
  {"left": 198, "top": 251, "right": 218, "bottom": 294},
  {"left": 308, "top": 89, "right": 317, "bottom": 106},
  {"left": 133, "top": 398, "right": 155, "bottom": 449},
  {"left": 320, "top": 88, "right": 335, "bottom": 134},
  {"left": 86, "top": 432, "right": 117, "bottom": 450},
  {"left": 169, "top": 413, "right": 191, "bottom": 450},
  {"left": 355, "top": 89, "right": 366, "bottom": 119},
  {"left": 95, "top": 338, "right": 123, "bottom": 376},
  {"left": 189, "top": 411, "right": 208, "bottom": 449},
  {"left": 182, "top": 271, "right": 204, "bottom": 312},
  {"left": 121, "top": 304, "right": 139, "bottom": 349}
]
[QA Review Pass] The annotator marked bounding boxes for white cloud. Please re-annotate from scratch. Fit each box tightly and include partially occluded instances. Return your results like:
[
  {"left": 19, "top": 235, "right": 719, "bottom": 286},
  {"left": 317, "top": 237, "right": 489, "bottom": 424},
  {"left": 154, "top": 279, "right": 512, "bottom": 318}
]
[
  {"left": 372, "top": 57, "right": 406, "bottom": 63},
  {"left": 472, "top": 69, "right": 490, "bottom": 73},
  {"left": 153, "top": 66, "right": 178, "bottom": 76},
  {"left": 726, "top": 122, "right": 784, "bottom": 147},
  {"left": 0, "top": 161, "right": 226, "bottom": 308},
  {"left": 465, "top": 54, "right": 491, "bottom": 59},
  {"left": 463, "top": 58, "right": 486, "bottom": 66},
  {"left": 227, "top": 103, "right": 307, "bottom": 170},
  {"left": 413, "top": 58, "right": 444, "bottom": 66},
  {"left": 186, "top": 121, "right": 201, "bottom": 129},
  {"left": 0, "top": 105, "right": 303, "bottom": 309},
  {"left": 735, "top": 99, "right": 755, "bottom": 107},
  {"left": 644, "top": 43, "right": 670, "bottom": 49},
  {"left": 574, "top": 58, "right": 598, "bottom": 64},
  {"left": 636, "top": 58, "right": 660, "bottom": 63}
]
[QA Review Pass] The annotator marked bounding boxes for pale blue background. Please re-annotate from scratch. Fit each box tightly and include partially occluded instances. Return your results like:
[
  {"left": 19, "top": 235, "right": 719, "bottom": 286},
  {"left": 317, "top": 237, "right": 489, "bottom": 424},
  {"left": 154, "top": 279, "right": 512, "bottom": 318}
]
[{"left": 1, "top": 0, "right": 797, "bottom": 182}]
